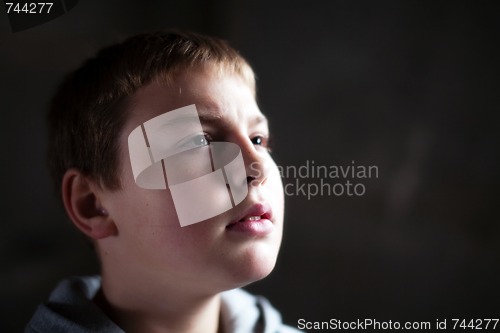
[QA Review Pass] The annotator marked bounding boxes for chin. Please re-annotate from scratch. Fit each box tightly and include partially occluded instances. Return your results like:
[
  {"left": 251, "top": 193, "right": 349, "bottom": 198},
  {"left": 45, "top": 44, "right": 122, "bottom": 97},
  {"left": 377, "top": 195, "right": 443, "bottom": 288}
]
[{"left": 224, "top": 241, "right": 280, "bottom": 289}]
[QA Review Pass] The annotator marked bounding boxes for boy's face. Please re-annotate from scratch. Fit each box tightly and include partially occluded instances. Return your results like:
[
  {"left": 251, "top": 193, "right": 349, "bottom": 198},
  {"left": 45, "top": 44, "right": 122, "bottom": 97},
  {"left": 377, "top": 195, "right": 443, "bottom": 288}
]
[{"left": 97, "top": 65, "right": 284, "bottom": 293}]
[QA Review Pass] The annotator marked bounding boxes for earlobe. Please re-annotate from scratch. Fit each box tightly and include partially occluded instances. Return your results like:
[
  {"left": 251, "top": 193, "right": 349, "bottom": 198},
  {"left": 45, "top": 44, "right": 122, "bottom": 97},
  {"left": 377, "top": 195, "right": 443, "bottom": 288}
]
[{"left": 62, "top": 169, "right": 117, "bottom": 239}]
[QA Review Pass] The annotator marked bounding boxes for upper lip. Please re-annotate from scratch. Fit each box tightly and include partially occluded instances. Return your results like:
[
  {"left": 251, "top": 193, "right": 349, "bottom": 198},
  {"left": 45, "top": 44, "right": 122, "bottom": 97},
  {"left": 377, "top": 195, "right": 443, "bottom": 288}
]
[{"left": 227, "top": 202, "right": 273, "bottom": 227}]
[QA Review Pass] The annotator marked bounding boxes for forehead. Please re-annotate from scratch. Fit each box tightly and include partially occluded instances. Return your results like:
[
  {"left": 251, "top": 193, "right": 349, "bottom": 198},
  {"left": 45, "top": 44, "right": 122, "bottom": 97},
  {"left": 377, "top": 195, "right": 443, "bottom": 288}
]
[{"left": 123, "top": 66, "right": 265, "bottom": 132}]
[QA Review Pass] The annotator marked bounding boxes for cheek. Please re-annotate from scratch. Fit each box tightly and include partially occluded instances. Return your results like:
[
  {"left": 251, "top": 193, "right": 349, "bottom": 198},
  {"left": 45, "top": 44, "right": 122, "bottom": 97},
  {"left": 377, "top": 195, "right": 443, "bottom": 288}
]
[
  {"left": 111, "top": 189, "right": 208, "bottom": 273},
  {"left": 116, "top": 147, "right": 181, "bottom": 230},
  {"left": 112, "top": 183, "right": 218, "bottom": 255}
]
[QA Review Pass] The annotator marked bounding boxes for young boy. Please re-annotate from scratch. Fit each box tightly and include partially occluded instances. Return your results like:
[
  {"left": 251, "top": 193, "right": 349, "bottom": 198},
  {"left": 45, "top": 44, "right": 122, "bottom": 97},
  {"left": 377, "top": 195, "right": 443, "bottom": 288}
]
[{"left": 25, "top": 30, "right": 300, "bottom": 332}]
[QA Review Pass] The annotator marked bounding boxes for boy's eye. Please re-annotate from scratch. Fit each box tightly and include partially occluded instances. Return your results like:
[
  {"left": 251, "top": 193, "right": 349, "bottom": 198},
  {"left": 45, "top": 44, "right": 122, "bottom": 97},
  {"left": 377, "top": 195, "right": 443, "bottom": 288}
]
[
  {"left": 251, "top": 135, "right": 271, "bottom": 151},
  {"left": 179, "top": 133, "right": 212, "bottom": 149},
  {"left": 252, "top": 136, "right": 263, "bottom": 145},
  {"left": 192, "top": 134, "right": 210, "bottom": 147}
]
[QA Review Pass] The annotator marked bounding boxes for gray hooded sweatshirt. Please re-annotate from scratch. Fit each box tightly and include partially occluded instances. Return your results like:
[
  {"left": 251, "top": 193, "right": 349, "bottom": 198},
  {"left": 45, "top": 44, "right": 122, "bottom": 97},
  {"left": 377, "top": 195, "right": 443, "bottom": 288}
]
[{"left": 25, "top": 276, "right": 301, "bottom": 333}]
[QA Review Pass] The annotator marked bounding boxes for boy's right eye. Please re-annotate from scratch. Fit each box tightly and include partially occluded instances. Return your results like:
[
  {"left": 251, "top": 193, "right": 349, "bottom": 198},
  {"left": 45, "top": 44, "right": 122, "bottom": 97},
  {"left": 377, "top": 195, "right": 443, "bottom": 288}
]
[
  {"left": 178, "top": 133, "right": 212, "bottom": 150},
  {"left": 192, "top": 134, "right": 209, "bottom": 147}
]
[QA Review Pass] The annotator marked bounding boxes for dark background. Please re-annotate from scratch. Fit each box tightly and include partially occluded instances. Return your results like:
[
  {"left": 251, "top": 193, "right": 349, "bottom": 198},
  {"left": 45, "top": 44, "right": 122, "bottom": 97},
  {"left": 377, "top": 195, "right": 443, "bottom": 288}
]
[{"left": 1, "top": 1, "right": 499, "bottom": 331}]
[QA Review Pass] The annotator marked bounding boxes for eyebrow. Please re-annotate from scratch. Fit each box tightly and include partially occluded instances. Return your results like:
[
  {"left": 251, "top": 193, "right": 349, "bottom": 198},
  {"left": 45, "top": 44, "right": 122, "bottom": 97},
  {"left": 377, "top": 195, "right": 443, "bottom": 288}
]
[
  {"left": 251, "top": 114, "right": 269, "bottom": 126},
  {"left": 197, "top": 111, "right": 269, "bottom": 127},
  {"left": 196, "top": 112, "right": 222, "bottom": 125}
]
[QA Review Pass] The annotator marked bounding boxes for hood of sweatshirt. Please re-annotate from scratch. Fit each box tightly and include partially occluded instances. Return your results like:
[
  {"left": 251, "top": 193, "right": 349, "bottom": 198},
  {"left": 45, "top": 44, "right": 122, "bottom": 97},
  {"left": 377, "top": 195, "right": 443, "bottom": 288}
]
[{"left": 25, "top": 275, "right": 300, "bottom": 333}]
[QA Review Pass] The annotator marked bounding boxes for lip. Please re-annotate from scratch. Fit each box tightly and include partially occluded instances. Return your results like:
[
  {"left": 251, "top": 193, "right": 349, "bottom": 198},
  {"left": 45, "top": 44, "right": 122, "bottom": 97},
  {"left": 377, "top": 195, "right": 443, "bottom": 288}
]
[{"left": 226, "top": 202, "right": 274, "bottom": 236}]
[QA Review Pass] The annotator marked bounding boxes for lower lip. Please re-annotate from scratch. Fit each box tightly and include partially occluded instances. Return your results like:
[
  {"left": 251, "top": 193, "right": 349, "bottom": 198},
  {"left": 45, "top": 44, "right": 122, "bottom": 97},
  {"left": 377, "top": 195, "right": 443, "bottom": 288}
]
[{"left": 226, "top": 219, "right": 274, "bottom": 236}]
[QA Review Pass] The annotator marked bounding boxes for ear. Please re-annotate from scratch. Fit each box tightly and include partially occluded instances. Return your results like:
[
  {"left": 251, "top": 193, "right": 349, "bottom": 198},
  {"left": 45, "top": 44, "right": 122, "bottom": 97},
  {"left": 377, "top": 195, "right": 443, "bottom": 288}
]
[{"left": 62, "top": 169, "right": 118, "bottom": 239}]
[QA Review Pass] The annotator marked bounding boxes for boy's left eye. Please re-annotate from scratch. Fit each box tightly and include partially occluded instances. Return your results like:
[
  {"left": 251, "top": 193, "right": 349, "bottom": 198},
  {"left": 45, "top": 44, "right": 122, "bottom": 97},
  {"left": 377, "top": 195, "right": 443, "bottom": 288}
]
[
  {"left": 251, "top": 135, "right": 270, "bottom": 149},
  {"left": 251, "top": 136, "right": 264, "bottom": 145}
]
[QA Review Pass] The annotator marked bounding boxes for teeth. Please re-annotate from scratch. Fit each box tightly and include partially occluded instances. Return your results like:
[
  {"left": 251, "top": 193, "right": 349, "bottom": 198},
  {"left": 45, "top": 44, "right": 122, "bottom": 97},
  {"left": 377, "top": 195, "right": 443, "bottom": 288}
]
[{"left": 245, "top": 216, "right": 261, "bottom": 221}]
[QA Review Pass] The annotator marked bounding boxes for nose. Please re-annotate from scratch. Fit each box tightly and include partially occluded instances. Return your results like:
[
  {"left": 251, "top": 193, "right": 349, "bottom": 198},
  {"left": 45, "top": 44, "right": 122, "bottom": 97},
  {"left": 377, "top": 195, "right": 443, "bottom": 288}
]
[{"left": 241, "top": 142, "right": 268, "bottom": 187}]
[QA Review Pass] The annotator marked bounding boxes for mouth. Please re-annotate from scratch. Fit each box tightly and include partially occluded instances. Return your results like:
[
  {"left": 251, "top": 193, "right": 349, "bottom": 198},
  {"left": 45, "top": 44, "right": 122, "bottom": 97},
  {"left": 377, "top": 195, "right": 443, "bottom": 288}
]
[{"left": 225, "top": 202, "right": 274, "bottom": 235}]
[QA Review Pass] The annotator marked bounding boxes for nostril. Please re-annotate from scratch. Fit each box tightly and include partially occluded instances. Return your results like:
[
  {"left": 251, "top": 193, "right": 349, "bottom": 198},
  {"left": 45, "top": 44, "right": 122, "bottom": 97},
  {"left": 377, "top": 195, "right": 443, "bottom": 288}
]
[{"left": 246, "top": 175, "right": 267, "bottom": 187}]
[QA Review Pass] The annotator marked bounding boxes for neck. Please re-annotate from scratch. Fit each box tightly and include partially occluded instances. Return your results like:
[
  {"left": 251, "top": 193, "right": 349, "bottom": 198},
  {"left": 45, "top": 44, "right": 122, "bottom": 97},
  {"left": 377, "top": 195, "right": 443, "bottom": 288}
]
[{"left": 95, "top": 275, "right": 223, "bottom": 333}]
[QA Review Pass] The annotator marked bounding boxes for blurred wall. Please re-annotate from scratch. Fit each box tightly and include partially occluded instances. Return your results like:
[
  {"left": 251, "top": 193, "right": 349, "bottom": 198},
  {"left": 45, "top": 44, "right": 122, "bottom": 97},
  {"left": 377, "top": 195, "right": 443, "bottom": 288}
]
[{"left": 1, "top": 1, "right": 499, "bottom": 331}]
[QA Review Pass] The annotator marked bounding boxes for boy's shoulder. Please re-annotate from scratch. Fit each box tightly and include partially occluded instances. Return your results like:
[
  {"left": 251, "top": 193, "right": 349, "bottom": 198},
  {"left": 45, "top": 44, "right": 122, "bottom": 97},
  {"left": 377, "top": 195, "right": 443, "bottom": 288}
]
[
  {"left": 24, "top": 276, "right": 124, "bottom": 333},
  {"left": 25, "top": 275, "right": 302, "bottom": 333}
]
